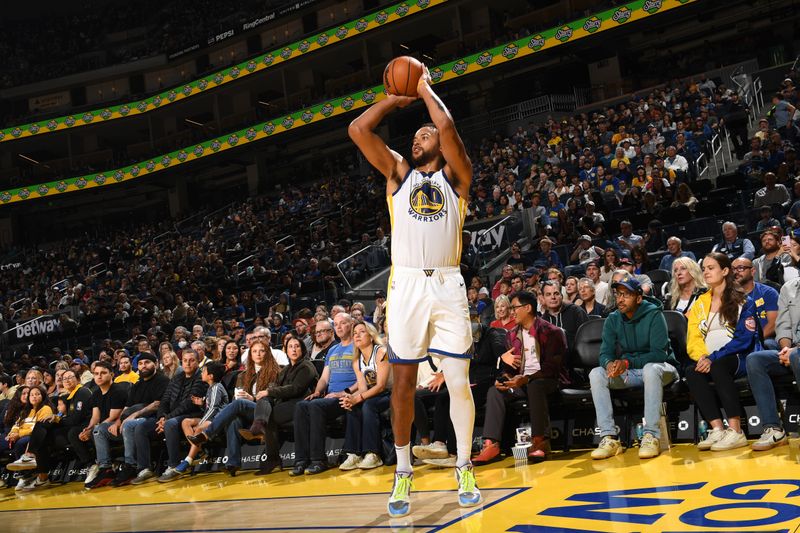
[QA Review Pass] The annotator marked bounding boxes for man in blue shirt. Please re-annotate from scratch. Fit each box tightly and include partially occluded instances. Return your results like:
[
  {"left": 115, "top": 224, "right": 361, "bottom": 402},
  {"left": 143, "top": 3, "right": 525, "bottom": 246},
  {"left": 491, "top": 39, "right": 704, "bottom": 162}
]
[
  {"left": 659, "top": 237, "right": 697, "bottom": 272},
  {"left": 291, "top": 313, "right": 356, "bottom": 475},
  {"left": 733, "top": 257, "right": 779, "bottom": 350}
]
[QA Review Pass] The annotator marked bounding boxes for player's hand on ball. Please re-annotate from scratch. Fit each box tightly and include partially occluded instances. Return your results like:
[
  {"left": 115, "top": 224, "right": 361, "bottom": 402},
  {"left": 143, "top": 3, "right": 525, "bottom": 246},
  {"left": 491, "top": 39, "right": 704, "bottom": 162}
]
[
  {"left": 419, "top": 65, "right": 431, "bottom": 88},
  {"left": 389, "top": 94, "right": 417, "bottom": 108}
]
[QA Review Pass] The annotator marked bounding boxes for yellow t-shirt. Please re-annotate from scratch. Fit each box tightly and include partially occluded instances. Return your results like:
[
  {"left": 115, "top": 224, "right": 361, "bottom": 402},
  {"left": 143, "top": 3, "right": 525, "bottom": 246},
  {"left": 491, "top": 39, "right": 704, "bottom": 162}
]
[
  {"left": 610, "top": 156, "right": 630, "bottom": 169},
  {"left": 547, "top": 136, "right": 562, "bottom": 147},
  {"left": 11, "top": 406, "right": 54, "bottom": 438},
  {"left": 114, "top": 371, "right": 140, "bottom": 384}
]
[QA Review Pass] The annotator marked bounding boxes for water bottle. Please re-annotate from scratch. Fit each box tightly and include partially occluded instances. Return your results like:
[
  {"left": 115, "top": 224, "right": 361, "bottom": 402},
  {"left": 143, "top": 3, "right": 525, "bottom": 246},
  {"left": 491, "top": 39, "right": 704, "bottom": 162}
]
[
  {"left": 635, "top": 422, "right": 644, "bottom": 442},
  {"left": 698, "top": 419, "right": 709, "bottom": 441}
]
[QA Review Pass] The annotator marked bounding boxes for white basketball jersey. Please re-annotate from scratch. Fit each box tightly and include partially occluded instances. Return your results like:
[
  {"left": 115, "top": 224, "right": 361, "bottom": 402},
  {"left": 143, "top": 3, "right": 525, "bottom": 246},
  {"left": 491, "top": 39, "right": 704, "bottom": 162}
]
[{"left": 387, "top": 168, "right": 467, "bottom": 269}]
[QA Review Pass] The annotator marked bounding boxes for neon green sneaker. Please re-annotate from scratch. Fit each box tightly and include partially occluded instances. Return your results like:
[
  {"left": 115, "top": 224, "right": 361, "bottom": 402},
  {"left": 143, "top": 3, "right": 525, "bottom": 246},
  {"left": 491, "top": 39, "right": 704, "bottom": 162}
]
[
  {"left": 455, "top": 464, "right": 482, "bottom": 507},
  {"left": 387, "top": 471, "right": 414, "bottom": 518}
]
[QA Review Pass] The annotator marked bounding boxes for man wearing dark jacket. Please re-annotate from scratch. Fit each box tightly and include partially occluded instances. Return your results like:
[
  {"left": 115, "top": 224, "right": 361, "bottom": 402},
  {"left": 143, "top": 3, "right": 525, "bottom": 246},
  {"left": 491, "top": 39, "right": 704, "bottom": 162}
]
[
  {"left": 539, "top": 280, "right": 589, "bottom": 369},
  {"left": 157, "top": 349, "right": 208, "bottom": 481},
  {"left": 472, "top": 291, "right": 567, "bottom": 465},
  {"left": 111, "top": 352, "right": 170, "bottom": 486},
  {"left": 49, "top": 370, "right": 93, "bottom": 464},
  {"left": 589, "top": 276, "right": 679, "bottom": 461}
]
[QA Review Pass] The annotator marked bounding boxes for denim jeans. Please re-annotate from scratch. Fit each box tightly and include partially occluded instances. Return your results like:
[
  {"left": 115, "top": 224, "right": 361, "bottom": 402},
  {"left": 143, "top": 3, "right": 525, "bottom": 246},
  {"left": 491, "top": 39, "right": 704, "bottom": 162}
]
[
  {"left": 293, "top": 397, "right": 347, "bottom": 463},
  {"left": 343, "top": 392, "right": 390, "bottom": 455},
  {"left": 589, "top": 362, "right": 679, "bottom": 439},
  {"left": 206, "top": 398, "right": 256, "bottom": 468},
  {"left": 164, "top": 415, "right": 191, "bottom": 468},
  {"left": 746, "top": 349, "right": 800, "bottom": 429},
  {"left": 121, "top": 417, "right": 157, "bottom": 470},
  {"left": 93, "top": 421, "right": 122, "bottom": 468},
  {"left": 11, "top": 436, "right": 30, "bottom": 460}
]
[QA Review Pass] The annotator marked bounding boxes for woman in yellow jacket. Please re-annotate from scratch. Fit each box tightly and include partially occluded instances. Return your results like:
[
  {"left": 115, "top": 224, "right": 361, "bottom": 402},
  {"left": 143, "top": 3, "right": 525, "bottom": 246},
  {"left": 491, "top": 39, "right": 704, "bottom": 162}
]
[
  {"left": 5, "top": 384, "right": 53, "bottom": 491},
  {"left": 686, "top": 253, "right": 760, "bottom": 453}
]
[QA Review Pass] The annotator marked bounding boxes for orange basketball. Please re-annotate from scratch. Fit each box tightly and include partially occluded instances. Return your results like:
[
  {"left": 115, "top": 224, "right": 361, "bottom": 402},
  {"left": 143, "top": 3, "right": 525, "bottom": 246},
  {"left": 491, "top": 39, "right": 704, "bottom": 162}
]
[{"left": 383, "top": 56, "right": 424, "bottom": 97}]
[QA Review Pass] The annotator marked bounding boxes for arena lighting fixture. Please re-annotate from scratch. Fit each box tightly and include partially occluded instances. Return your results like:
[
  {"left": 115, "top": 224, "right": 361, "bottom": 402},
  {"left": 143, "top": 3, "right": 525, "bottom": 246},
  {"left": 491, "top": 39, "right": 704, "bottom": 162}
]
[
  {"left": 399, "top": 44, "right": 409, "bottom": 50},
  {"left": 184, "top": 118, "right": 204, "bottom": 127},
  {"left": 422, "top": 54, "right": 434, "bottom": 62},
  {"left": 258, "top": 101, "right": 272, "bottom": 107}
]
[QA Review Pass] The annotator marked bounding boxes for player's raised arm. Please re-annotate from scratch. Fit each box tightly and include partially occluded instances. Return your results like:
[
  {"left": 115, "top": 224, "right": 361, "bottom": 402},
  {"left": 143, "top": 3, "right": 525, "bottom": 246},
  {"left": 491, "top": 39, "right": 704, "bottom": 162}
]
[
  {"left": 348, "top": 95, "right": 415, "bottom": 189},
  {"left": 416, "top": 70, "right": 472, "bottom": 197}
]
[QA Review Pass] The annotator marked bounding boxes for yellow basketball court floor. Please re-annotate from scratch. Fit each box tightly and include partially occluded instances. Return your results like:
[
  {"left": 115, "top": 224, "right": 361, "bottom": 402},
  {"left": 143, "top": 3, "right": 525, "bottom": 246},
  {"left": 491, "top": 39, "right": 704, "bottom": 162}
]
[{"left": 2, "top": 442, "right": 799, "bottom": 532}]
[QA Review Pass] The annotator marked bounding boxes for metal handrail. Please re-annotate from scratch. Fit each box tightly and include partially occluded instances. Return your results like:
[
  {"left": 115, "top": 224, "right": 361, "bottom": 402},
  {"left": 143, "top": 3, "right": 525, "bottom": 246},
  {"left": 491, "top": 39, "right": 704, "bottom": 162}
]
[
  {"left": 276, "top": 234, "right": 295, "bottom": 252},
  {"left": 3, "top": 313, "right": 53, "bottom": 336},
  {"left": 51, "top": 278, "right": 69, "bottom": 293},
  {"left": 476, "top": 216, "right": 512, "bottom": 249},
  {"left": 235, "top": 254, "right": 256, "bottom": 278},
  {"left": 10, "top": 297, "right": 30, "bottom": 311},
  {"left": 201, "top": 201, "right": 237, "bottom": 228},
  {"left": 309, "top": 217, "right": 327, "bottom": 236},
  {"left": 335, "top": 244, "right": 389, "bottom": 290},
  {"left": 152, "top": 230, "right": 177, "bottom": 245},
  {"left": 696, "top": 152, "right": 708, "bottom": 179},
  {"left": 88, "top": 262, "right": 106, "bottom": 277}
]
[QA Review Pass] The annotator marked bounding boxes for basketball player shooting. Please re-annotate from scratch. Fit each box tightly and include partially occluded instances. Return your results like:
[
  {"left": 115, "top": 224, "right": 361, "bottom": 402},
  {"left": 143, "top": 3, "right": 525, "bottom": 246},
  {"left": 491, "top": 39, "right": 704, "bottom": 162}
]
[{"left": 348, "top": 64, "right": 480, "bottom": 518}]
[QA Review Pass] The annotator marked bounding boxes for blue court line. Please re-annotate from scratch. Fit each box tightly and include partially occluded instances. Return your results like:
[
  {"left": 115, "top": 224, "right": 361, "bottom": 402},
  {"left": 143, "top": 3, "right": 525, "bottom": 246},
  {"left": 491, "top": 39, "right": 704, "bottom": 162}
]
[
  {"left": 0, "top": 486, "right": 522, "bottom": 515},
  {"left": 427, "top": 487, "right": 529, "bottom": 533},
  {"left": 109, "top": 527, "right": 437, "bottom": 532}
]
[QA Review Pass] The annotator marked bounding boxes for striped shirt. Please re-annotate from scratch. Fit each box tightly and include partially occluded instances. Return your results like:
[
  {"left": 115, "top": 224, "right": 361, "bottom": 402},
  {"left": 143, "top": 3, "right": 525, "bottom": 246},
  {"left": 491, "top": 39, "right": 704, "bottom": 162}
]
[{"left": 199, "top": 382, "right": 229, "bottom": 424}]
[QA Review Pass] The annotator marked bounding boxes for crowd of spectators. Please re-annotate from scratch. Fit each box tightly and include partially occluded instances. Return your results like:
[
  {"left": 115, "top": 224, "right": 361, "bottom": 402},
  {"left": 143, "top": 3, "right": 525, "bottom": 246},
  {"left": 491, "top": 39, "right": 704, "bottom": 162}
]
[{"left": 0, "top": 61, "right": 798, "bottom": 493}]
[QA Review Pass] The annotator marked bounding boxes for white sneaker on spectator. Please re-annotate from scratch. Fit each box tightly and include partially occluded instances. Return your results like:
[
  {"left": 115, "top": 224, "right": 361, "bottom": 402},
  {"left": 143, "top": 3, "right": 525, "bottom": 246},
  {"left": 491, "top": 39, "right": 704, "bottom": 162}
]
[
  {"left": 23, "top": 477, "right": 49, "bottom": 492},
  {"left": 422, "top": 456, "right": 457, "bottom": 468},
  {"left": 357, "top": 453, "right": 384, "bottom": 470},
  {"left": 751, "top": 427, "right": 788, "bottom": 451},
  {"left": 14, "top": 477, "right": 35, "bottom": 492},
  {"left": 339, "top": 453, "right": 362, "bottom": 471},
  {"left": 697, "top": 427, "right": 726, "bottom": 451},
  {"left": 84, "top": 464, "right": 100, "bottom": 485},
  {"left": 412, "top": 442, "right": 449, "bottom": 460},
  {"left": 710, "top": 428, "right": 748, "bottom": 451},
  {"left": 131, "top": 468, "right": 156, "bottom": 485},
  {"left": 7, "top": 453, "right": 37, "bottom": 471}
]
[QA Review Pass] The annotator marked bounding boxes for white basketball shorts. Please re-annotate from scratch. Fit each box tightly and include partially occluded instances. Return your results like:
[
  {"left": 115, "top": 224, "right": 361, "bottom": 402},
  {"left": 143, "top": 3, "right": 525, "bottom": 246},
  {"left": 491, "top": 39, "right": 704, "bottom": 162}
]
[{"left": 385, "top": 266, "right": 473, "bottom": 363}]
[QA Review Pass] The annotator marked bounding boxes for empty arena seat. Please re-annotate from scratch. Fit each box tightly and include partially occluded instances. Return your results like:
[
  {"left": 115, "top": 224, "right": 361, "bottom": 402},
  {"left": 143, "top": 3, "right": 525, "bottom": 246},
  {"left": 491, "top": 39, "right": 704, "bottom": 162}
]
[
  {"left": 686, "top": 237, "right": 715, "bottom": 258},
  {"left": 559, "top": 318, "right": 605, "bottom": 407}
]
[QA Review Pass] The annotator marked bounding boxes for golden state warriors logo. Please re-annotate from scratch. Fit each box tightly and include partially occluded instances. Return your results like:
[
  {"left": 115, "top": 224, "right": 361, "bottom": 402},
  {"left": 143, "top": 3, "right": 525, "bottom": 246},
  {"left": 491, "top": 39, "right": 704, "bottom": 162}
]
[{"left": 409, "top": 180, "right": 446, "bottom": 221}]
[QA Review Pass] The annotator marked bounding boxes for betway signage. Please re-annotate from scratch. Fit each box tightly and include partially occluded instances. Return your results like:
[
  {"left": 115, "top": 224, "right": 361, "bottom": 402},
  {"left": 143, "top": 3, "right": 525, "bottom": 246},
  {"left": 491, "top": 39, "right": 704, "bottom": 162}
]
[
  {"left": 466, "top": 215, "right": 520, "bottom": 254},
  {"left": 10, "top": 315, "right": 60, "bottom": 342}
]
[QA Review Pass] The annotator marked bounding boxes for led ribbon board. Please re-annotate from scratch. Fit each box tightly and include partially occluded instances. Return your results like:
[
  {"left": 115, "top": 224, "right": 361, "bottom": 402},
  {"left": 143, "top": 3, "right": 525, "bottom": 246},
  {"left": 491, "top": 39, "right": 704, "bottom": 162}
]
[
  {"left": 0, "top": 0, "right": 449, "bottom": 143},
  {"left": 0, "top": 0, "right": 695, "bottom": 205}
]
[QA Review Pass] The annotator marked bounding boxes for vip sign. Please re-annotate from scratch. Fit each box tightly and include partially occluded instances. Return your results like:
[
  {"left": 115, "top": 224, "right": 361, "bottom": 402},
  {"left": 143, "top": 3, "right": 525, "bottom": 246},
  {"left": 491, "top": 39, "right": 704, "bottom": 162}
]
[{"left": 512, "top": 480, "right": 800, "bottom": 532}]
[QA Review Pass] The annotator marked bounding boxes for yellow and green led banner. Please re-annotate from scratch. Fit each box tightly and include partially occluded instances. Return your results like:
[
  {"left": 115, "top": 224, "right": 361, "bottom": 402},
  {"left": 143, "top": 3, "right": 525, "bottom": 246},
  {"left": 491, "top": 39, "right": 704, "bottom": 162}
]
[
  {"left": 0, "top": 0, "right": 448, "bottom": 144},
  {"left": 0, "top": 0, "right": 696, "bottom": 205}
]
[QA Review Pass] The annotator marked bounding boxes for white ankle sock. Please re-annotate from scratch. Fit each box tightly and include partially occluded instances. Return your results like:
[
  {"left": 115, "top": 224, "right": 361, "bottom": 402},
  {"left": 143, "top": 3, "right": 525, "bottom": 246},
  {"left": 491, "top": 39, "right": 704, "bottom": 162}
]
[{"left": 395, "top": 443, "right": 412, "bottom": 473}]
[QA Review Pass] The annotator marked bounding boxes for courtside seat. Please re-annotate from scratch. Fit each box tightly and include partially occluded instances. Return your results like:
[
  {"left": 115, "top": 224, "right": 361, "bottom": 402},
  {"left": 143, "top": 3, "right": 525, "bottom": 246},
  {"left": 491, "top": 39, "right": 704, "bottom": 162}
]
[{"left": 559, "top": 319, "right": 605, "bottom": 406}]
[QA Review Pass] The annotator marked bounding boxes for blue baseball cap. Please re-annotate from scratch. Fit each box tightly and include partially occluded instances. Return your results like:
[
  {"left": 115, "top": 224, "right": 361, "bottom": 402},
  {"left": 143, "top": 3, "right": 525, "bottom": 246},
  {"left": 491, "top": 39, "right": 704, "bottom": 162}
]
[{"left": 612, "top": 275, "right": 642, "bottom": 294}]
